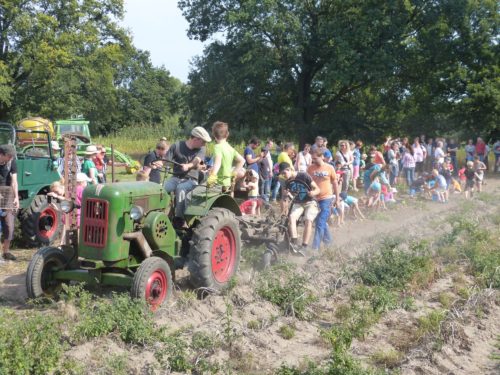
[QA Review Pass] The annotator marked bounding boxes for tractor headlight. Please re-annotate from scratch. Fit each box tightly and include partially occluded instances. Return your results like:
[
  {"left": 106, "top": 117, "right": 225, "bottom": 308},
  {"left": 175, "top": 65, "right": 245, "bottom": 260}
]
[
  {"left": 60, "top": 200, "right": 74, "bottom": 213},
  {"left": 130, "top": 205, "right": 144, "bottom": 221}
]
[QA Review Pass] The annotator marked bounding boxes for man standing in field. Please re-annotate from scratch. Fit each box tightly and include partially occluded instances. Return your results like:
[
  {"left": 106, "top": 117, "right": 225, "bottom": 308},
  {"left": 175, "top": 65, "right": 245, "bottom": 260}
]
[
  {"left": 164, "top": 126, "right": 211, "bottom": 227},
  {"left": 307, "top": 147, "right": 339, "bottom": 251},
  {"left": 142, "top": 140, "right": 169, "bottom": 184},
  {"left": 244, "top": 137, "right": 262, "bottom": 174},
  {"left": 0, "top": 145, "right": 19, "bottom": 261},
  {"left": 207, "top": 121, "right": 245, "bottom": 190}
]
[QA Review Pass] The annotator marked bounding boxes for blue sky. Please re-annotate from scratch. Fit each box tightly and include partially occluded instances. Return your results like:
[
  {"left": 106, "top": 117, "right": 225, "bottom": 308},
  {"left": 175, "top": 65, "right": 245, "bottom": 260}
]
[{"left": 122, "top": 0, "right": 205, "bottom": 83}]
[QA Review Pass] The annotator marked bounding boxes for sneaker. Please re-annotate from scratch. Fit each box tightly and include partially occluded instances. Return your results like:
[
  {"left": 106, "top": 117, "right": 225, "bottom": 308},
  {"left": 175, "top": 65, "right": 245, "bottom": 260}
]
[{"left": 2, "top": 252, "right": 16, "bottom": 261}]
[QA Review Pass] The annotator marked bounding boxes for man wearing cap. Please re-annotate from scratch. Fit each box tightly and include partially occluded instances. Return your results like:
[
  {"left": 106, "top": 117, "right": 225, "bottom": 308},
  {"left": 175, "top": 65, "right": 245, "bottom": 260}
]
[
  {"left": 164, "top": 126, "right": 211, "bottom": 227},
  {"left": 279, "top": 162, "right": 320, "bottom": 253},
  {"left": 0, "top": 145, "right": 19, "bottom": 261}
]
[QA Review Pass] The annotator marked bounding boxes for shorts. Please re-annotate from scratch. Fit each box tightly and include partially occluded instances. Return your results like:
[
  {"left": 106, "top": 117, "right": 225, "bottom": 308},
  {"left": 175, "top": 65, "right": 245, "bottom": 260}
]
[
  {"left": 436, "top": 186, "right": 447, "bottom": 193},
  {"left": 0, "top": 210, "right": 15, "bottom": 241},
  {"left": 289, "top": 201, "right": 319, "bottom": 222},
  {"left": 465, "top": 180, "right": 474, "bottom": 189},
  {"left": 415, "top": 161, "right": 424, "bottom": 173}
]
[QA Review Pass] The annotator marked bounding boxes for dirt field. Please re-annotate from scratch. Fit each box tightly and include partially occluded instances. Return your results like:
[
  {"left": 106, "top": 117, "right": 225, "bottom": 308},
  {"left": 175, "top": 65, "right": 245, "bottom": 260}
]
[{"left": 0, "top": 176, "right": 499, "bottom": 374}]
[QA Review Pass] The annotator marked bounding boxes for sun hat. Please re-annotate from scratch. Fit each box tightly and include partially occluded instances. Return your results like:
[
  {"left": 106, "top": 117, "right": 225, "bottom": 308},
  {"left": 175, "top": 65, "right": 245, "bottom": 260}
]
[
  {"left": 50, "top": 141, "right": 61, "bottom": 150},
  {"left": 191, "top": 126, "right": 212, "bottom": 142},
  {"left": 85, "top": 145, "right": 98, "bottom": 155},
  {"left": 76, "top": 172, "right": 91, "bottom": 182}
]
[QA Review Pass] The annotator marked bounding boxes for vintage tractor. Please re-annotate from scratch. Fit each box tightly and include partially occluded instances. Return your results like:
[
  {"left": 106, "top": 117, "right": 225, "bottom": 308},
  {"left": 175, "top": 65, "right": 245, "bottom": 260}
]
[
  {"left": 26, "top": 161, "right": 244, "bottom": 309},
  {"left": 0, "top": 122, "right": 64, "bottom": 245},
  {"left": 55, "top": 117, "right": 140, "bottom": 173}
]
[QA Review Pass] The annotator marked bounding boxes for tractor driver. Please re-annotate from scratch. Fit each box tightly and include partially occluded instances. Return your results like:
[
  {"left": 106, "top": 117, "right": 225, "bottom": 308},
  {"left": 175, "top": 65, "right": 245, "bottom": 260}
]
[{"left": 164, "top": 126, "right": 212, "bottom": 228}]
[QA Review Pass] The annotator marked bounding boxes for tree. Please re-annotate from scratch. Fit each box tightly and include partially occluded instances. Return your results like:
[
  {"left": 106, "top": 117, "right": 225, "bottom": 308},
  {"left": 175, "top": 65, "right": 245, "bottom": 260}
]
[{"left": 180, "top": 0, "right": 499, "bottom": 142}]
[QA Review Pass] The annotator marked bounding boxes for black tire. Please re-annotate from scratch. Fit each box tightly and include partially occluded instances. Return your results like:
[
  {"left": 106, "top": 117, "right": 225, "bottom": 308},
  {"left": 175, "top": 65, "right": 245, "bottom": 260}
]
[
  {"left": 21, "top": 194, "right": 63, "bottom": 246},
  {"left": 26, "top": 247, "right": 67, "bottom": 299},
  {"left": 131, "top": 257, "right": 173, "bottom": 311},
  {"left": 188, "top": 208, "right": 241, "bottom": 289}
]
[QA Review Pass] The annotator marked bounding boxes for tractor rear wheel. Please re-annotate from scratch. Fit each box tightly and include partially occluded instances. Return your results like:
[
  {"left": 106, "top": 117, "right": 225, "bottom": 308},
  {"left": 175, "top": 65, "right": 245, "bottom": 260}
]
[
  {"left": 188, "top": 208, "right": 241, "bottom": 290},
  {"left": 26, "top": 247, "right": 67, "bottom": 299},
  {"left": 131, "top": 257, "right": 173, "bottom": 311},
  {"left": 21, "top": 195, "right": 63, "bottom": 246}
]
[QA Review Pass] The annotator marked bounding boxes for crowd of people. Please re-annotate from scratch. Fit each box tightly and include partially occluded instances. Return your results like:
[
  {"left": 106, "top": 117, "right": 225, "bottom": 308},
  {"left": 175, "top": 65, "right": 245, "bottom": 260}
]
[
  {"left": 138, "top": 122, "right": 496, "bottom": 253},
  {"left": 0, "top": 123, "right": 496, "bottom": 262}
]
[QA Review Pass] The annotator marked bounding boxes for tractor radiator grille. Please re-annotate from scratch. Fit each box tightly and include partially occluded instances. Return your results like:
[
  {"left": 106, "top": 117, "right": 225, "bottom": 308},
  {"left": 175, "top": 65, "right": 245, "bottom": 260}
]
[{"left": 82, "top": 199, "right": 109, "bottom": 248}]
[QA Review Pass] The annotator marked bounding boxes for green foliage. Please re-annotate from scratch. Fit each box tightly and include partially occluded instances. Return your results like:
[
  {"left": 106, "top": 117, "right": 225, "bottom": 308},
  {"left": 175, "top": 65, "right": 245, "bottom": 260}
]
[
  {"left": 257, "top": 263, "right": 317, "bottom": 320},
  {"left": 0, "top": 309, "right": 64, "bottom": 374},
  {"left": 73, "top": 292, "right": 158, "bottom": 344},
  {"left": 155, "top": 334, "right": 192, "bottom": 373},
  {"left": 417, "top": 310, "right": 447, "bottom": 338},
  {"left": 356, "top": 238, "right": 432, "bottom": 290},
  {"left": 180, "top": 0, "right": 499, "bottom": 141},
  {"left": 370, "top": 349, "right": 403, "bottom": 368},
  {"left": 278, "top": 324, "right": 296, "bottom": 340}
]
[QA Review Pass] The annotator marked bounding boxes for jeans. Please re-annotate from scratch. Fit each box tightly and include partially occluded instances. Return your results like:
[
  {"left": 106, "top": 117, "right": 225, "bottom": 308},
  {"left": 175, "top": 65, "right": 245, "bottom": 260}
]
[
  {"left": 271, "top": 177, "right": 280, "bottom": 201},
  {"left": 389, "top": 164, "right": 399, "bottom": 186},
  {"left": 164, "top": 177, "right": 198, "bottom": 217},
  {"left": 450, "top": 155, "right": 458, "bottom": 175},
  {"left": 312, "top": 198, "right": 333, "bottom": 250},
  {"left": 403, "top": 167, "right": 415, "bottom": 187},
  {"left": 260, "top": 177, "right": 272, "bottom": 202},
  {"left": 341, "top": 169, "right": 350, "bottom": 193}
]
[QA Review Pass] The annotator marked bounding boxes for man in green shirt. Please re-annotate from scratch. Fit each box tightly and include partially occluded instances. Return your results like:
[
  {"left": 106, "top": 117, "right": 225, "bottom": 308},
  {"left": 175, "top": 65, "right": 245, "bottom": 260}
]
[{"left": 207, "top": 121, "right": 245, "bottom": 189}]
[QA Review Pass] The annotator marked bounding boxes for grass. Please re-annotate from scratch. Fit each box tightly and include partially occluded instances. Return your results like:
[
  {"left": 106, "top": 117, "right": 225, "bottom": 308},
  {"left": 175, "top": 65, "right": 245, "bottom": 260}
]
[
  {"left": 256, "top": 263, "right": 317, "bottom": 320},
  {"left": 278, "top": 324, "right": 296, "bottom": 340},
  {"left": 370, "top": 349, "right": 403, "bottom": 368}
]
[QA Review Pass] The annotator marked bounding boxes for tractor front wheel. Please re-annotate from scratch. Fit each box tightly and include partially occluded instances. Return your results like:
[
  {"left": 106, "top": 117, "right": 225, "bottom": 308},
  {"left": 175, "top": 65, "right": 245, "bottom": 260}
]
[
  {"left": 26, "top": 247, "right": 67, "bottom": 299},
  {"left": 21, "top": 195, "right": 63, "bottom": 246},
  {"left": 131, "top": 257, "right": 173, "bottom": 311},
  {"left": 188, "top": 208, "right": 241, "bottom": 290}
]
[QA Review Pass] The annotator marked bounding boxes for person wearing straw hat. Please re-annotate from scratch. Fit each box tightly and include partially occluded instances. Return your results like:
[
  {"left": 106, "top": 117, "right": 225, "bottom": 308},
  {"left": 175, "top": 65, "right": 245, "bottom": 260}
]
[
  {"left": 81, "top": 145, "right": 99, "bottom": 184},
  {"left": 164, "top": 126, "right": 211, "bottom": 227}
]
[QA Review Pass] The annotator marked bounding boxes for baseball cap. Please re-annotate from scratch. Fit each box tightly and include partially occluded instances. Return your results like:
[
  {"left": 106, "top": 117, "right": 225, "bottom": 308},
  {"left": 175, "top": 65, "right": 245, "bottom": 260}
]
[
  {"left": 50, "top": 141, "right": 61, "bottom": 150},
  {"left": 191, "top": 126, "right": 212, "bottom": 142},
  {"left": 339, "top": 192, "right": 348, "bottom": 200},
  {"left": 278, "top": 162, "right": 291, "bottom": 174}
]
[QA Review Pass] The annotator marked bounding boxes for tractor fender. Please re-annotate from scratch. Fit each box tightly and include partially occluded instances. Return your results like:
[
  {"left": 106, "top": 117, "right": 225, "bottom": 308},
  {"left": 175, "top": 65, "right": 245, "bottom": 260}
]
[{"left": 184, "top": 191, "right": 241, "bottom": 220}]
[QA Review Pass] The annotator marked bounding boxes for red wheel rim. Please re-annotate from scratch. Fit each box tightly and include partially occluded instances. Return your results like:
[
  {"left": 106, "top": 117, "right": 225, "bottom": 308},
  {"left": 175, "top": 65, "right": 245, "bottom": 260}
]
[
  {"left": 211, "top": 226, "right": 237, "bottom": 283},
  {"left": 145, "top": 270, "right": 167, "bottom": 311},
  {"left": 39, "top": 206, "right": 58, "bottom": 239}
]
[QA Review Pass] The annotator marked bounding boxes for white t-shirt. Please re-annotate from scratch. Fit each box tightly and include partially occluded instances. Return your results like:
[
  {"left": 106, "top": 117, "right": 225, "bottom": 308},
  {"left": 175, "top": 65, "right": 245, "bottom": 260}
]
[
  {"left": 295, "top": 151, "right": 312, "bottom": 172},
  {"left": 434, "top": 147, "right": 445, "bottom": 164}
]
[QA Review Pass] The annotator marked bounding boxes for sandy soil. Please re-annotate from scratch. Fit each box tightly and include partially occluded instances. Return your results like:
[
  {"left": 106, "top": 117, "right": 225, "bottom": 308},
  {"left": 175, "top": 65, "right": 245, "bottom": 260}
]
[{"left": 0, "top": 176, "right": 499, "bottom": 374}]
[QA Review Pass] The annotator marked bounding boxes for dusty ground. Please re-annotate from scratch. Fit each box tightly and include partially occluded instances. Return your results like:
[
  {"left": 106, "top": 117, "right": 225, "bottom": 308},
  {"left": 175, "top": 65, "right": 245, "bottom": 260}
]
[{"left": 0, "top": 176, "right": 499, "bottom": 374}]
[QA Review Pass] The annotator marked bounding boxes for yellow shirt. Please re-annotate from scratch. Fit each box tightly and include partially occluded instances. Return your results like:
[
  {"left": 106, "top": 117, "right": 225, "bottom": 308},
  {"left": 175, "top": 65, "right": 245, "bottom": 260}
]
[{"left": 277, "top": 152, "right": 294, "bottom": 171}]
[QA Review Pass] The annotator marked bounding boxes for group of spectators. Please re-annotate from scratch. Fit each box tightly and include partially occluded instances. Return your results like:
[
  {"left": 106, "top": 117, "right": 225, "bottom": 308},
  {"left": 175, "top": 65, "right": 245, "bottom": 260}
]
[{"left": 136, "top": 126, "right": 497, "bottom": 251}]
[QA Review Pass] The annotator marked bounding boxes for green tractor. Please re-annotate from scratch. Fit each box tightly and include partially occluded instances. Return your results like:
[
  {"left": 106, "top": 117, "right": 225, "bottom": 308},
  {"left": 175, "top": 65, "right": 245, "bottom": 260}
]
[
  {"left": 0, "top": 122, "right": 63, "bottom": 245},
  {"left": 54, "top": 118, "right": 140, "bottom": 173},
  {"left": 26, "top": 169, "right": 244, "bottom": 309}
]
